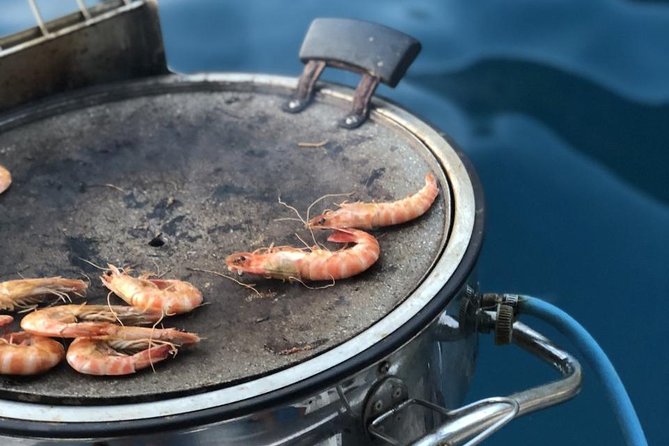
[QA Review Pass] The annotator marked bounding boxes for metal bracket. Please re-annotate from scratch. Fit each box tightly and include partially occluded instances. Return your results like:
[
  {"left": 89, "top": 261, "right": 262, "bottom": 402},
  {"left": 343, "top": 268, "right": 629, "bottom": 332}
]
[
  {"left": 362, "top": 376, "right": 410, "bottom": 441},
  {"left": 369, "top": 397, "right": 519, "bottom": 446}
]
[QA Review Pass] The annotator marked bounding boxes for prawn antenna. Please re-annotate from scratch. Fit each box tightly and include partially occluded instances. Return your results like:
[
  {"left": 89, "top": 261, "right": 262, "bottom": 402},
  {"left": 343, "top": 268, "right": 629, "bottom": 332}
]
[
  {"left": 274, "top": 217, "right": 304, "bottom": 223},
  {"left": 147, "top": 317, "right": 164, "bottom": 374},
  {"left": 80, "top": 271, "right": 93, "bottom": 287},
  {"left": 305, "top": 192, "right": 354, "bottom": 223},
  {"left": 106, "top": 291, "right": 123, "bottom": 326},
  {"left": 277, "top": 194, "right": 307, "bottom": 226},
  {"left": 293, "top": 233, "right": 313, "bottom": 251},
  {"left": 150, "top": 258, "right": 167, "bottom": 278},
  {"left": 75, "top": 257, "right": 109, "bottom": 272},
  {"left": 186, "top": 267, "right": 262, "bottom": 299},
  {"left": 291, "top": 276, "right": 336, "bottom": 290}
]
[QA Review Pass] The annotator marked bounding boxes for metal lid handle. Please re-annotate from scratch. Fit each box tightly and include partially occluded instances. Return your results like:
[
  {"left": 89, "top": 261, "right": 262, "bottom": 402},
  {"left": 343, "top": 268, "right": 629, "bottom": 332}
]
[{"left": 284, "top": 18, "right": 421, "bottom": 129}]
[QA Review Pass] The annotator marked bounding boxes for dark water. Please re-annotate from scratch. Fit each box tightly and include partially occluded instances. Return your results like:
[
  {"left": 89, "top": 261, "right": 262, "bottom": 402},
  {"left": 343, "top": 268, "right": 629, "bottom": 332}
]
[{"left": 2, "top": 1, "right": 667, "bottom": 445}]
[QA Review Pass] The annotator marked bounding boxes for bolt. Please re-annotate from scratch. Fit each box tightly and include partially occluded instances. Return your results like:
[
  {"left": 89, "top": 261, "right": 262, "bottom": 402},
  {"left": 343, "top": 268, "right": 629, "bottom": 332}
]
[
  {"left": 373, "top": 400, "right": 384, "bottom": 412},
  {"left": 392, "top": 387, "right": 403, "bottom": 399}
]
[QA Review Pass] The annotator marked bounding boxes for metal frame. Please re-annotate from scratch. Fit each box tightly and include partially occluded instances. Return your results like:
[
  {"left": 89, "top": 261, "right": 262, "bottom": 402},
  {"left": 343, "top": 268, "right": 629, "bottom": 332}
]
[{"left": 0, "top": 0, "right": 167, "bottom": 113}]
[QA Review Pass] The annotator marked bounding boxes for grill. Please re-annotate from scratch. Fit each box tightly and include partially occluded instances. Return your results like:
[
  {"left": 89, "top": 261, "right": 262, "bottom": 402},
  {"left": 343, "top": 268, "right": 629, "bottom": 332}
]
[{"left": 0, "top": 74, "right": 450, "bottom": 404}]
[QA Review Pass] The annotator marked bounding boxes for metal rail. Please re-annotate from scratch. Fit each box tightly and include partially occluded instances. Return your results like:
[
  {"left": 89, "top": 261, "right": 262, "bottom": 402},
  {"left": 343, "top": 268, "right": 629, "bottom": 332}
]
[{"left": 370, "top": 317, "right": 582, "bottom": 446}]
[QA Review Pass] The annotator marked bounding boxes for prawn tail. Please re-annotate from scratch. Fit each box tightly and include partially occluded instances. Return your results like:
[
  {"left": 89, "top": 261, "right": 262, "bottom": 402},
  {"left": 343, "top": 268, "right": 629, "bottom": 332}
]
[
  {"left": 0, "top": 315, "right": 13, "bottom": 328},
  {"left": 133, "top": 344, "right": 174, "bottom": 371},
  {"left": 55, "top": 279, "right": 89, "bottom": 293},
  {"left": 423, "top": 172, "right": 439, "bottom": 200},
  {"left": 158, "top": 329, "right": 200, "bottom": 347}
]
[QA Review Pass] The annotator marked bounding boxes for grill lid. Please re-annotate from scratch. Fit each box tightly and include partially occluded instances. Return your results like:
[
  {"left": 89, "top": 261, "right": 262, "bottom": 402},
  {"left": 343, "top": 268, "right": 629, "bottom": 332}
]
[{"left": 0, "top": 74, "right": 452, "bottom": 404}]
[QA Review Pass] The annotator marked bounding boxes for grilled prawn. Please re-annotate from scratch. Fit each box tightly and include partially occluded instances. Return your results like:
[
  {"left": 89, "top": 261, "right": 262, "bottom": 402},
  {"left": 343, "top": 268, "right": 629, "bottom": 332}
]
[
  {"left": 66, "top": 337, "right": 174, "bottom": 376},
  {"left": 66, "top": 328, "right": 199, "bottom": 376},
  {"left": 0, "top": 277, "right": 87, "bottom": 312},
  {"left": 226, "top": 228, "right": 380, "bottom": 282},
  {"left": 101, "top": 265, "right": 203, "bottom": 315},
  {"left": 20, "top": 304, "right": 164, "bottom": 338},
  {"left": 0, "top": 331, "right": 65, "bottom": 375},
  {"left": 0, "top": 164, "right": 10, "bottom": 194},
  {"left": 0, "top": 314, "right": 65, "bottom": 375},
  {"left": 307, "top": 172, "right": 439, "bottom": 230}
]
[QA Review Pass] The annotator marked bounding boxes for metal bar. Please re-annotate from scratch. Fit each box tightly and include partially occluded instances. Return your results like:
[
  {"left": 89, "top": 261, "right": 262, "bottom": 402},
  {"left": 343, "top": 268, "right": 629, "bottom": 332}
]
[
  {"left": 371, "top": 317, "right": 582, "bottom": 446},
  {"left": 509, "top": 321, "right": 582, "bottom": 416},
  {"left": 420, "top": 320, "right": 581, "bottom": 445},
  {"left": 27, "top": 0, "right": 49, "bottom": 36},
  {"left": 75, "top": 0, "right": 92, "bottom": 20}
]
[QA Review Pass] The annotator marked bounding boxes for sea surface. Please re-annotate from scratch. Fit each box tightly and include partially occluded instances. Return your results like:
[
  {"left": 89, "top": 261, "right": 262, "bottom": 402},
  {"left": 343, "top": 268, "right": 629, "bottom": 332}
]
[{"left": 1, "top": 1, "right": 667, "bottom": 445}]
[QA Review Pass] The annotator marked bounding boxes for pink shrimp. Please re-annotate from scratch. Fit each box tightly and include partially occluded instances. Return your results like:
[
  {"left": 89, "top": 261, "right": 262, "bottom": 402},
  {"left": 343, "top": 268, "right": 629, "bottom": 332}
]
[
  {"left": 66, "top": 327, "right": 200, "bottom": 375},
  {"left": 0, "top": 277, "right": 88, "bottom": 312},
  {"left": 0, "top": 332, "right": 64, "bottom": 375},
  {"left": 66, "top": 337, "right": 175, "bottom": 376},
  {"left": 226, "top": 228, "right": 380, "bottom": 282},
  {"left": 307, "top": 172, "right": 439, "bottom": 230},
  {"left": 101, "top": 265, "right": 203, "bottom": 315},
  {"left": 0, "top": 164, "right": 10, "bottom": 194},
  {"left": 20, "top": 304, "right": 164, "bottom": 338}
]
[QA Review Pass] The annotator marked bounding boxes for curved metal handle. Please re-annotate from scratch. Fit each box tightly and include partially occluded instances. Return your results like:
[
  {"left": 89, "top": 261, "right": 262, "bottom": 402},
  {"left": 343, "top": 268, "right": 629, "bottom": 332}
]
[
  {"left": 284, "top": 18, "right": 421, "bottom": 128},
  {"left": 370, "top": 317, "right": 582, "bottom": 446}
]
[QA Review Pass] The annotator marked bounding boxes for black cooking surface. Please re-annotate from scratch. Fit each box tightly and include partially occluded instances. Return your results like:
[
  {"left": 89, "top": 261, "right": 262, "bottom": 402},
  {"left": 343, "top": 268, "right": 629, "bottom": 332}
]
[{"left": 0, "top": 78, "right": 450, "bottom": 404}]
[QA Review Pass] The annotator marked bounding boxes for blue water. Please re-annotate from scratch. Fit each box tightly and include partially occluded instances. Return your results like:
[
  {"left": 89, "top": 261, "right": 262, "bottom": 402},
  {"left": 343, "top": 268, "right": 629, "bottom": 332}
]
[{"left": 2, "top": 1, "right": 667, "bottom": 445}]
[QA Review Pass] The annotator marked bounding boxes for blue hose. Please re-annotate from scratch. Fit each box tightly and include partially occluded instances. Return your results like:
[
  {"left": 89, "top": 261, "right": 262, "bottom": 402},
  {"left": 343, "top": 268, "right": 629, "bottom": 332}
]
[{"left": 516, "top": 295, "right": 648, "bottom": 446}]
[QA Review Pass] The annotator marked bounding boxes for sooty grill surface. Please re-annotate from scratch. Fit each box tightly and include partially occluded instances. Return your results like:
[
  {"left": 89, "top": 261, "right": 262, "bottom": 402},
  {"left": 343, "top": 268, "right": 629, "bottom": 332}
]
[{"left": 0, "top": 81, "right": 448, "bottom": 404}]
